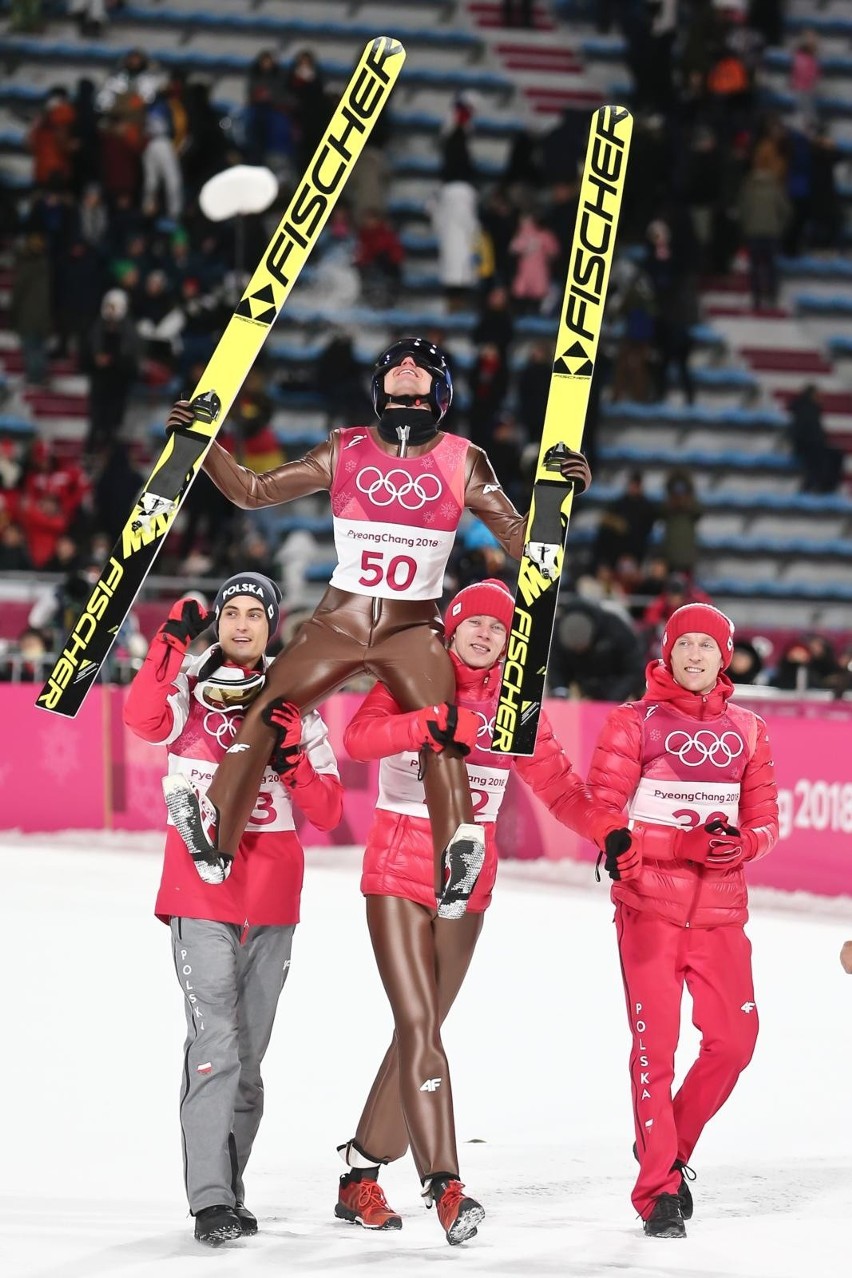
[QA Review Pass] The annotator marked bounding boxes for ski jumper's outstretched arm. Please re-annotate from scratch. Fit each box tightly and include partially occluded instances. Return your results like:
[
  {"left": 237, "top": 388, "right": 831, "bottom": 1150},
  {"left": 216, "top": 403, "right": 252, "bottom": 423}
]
[
  {"left": 463, "top": 444, "right": 591, "bottom": 561},
  {"left": 203, "top": 435, "right": 337, "bottom": 507}
]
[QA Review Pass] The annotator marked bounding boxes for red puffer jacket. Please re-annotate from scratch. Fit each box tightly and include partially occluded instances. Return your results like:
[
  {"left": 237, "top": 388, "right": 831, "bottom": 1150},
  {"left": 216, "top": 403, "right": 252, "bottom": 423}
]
[
  {"left": 588, "top": 662, "right": 779, "bottom": 927},
  {"left": 345, "top": 652, "right": 620, "bottom": 912}
]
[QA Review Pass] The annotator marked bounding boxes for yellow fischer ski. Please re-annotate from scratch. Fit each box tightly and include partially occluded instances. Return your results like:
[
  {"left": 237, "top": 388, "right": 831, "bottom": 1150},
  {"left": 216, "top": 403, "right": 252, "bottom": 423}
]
[
  {"left": 491, "top": 104, "right": 633, "bottom": 755},
  {"left": 36, "top": 36, "right": 406, "bottom": 717}
]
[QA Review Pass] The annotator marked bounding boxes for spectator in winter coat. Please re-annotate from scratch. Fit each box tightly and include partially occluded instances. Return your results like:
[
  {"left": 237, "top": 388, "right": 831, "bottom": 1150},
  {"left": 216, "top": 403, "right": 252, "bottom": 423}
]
[
  {"left": 335, "top": 578, "right": 628, "bottom": 1244},
  {"left": 593, "top": 470, "right": 659, "bottom": 569},
  {"left": 728, "top": 639, "right": 764, "bottom": 685},
  {"left": 516, "top": 339, "right": 553, "bottom": 437},
  {"left": 124, "top": 573, "right": 343, "bottom": 1247},
  {"left": 658, "top": 468, "right": 703, "bottom": 575},
  {"left": 28, "top": 88, "right": 76, "bottom": 188},
  {"left": 287, "top": 48, "right": 332, "bottom": 171},
  {"left": 354, "top": 209, "right": 404, "bottom": 308},
  {"left": 738, "top": 159, "right": 791, "bottom": 310},
  {"left": 9, "top": 233, "right": 52, "bottom": 386},
  {"left": 85, "top": 288, "right": 141, "bottom": 453},
  {"left": 509, "top": 212, "right": 560, "bottom": 311},
  {"left": 142, "top": 95, "right": 183, "bottom": 220},
  {"left": 768, "top": 634, "right": 840, "bottom": 693},
  {"left": 548, "top": 598, "right": 645, "bottom": 702},
  {"left": 431, "top": 180, "right": 480, "bottom": 310},
  {"left": 788, "top": 384, "right": 843, "bottom": 494},
  {"left": 245, "top": 49, "right": 292, "bottom": 165},
  {"left": 472, "top": 285, "right": 514, "bottom": 358},
  {"left": 588, "top": 603, "right": 779, "bottom": 1238},
  {"left": 789, "top": 32, "right": 820, "bottom": 122}
]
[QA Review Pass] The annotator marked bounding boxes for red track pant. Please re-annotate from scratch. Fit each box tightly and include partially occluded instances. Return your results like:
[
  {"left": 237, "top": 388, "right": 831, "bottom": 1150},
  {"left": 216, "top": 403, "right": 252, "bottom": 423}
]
[{"left": 615, "top": 903, "right": 759, "bottom": 1219}]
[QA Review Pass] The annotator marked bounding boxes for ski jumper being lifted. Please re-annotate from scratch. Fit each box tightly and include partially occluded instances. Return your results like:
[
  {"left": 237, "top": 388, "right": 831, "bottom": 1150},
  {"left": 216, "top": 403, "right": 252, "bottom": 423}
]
[{"left": 164, "top": 337, "right": 591, "bottom": 915}]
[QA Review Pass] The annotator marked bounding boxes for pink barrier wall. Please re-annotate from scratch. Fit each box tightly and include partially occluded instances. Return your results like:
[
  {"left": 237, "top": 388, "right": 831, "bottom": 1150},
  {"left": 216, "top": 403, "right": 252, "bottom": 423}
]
[{"left": 7, "top": 687, "right": 852, "bottom": 897}]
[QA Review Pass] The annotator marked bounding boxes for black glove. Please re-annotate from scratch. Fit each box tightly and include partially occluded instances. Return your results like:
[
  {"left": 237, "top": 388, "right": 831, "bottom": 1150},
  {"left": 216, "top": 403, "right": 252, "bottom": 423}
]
[
  {"left": 160, "top": 598, "right": 210, "bottom": 651},
  {"left": 599, "top": 828, "right": 641, "bottom": 882}
]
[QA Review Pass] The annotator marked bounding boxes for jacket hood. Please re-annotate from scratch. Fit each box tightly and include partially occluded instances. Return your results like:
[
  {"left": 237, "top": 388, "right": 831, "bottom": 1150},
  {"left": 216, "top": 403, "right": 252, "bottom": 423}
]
[{"left": 643, "top": 659, "right": 734, "bottom": 717}]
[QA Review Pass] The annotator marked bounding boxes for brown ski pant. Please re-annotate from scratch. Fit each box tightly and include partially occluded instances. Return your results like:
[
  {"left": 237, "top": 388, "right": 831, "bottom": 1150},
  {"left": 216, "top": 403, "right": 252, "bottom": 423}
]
[
  {"left": 354, "top": 895, "right": 484, "bottom": 1180},
  {"left": 206, "top": 587, "right": 473, "bottom": 888}
]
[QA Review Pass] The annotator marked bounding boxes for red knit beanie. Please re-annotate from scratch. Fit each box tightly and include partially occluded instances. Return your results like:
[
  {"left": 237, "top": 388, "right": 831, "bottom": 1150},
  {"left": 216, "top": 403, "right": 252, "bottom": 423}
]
[
  {"left": 445, "top": 578, "right": 514, "bottom": 640},
  {"left": 662, "top": 603, "right": 735, "bottom": 670}
]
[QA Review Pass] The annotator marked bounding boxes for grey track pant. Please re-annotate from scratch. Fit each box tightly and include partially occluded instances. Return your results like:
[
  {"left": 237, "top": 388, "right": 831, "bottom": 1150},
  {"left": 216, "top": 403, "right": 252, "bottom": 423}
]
[{"left": 170, "top": 917, "right": 295, "bottom": 1213}]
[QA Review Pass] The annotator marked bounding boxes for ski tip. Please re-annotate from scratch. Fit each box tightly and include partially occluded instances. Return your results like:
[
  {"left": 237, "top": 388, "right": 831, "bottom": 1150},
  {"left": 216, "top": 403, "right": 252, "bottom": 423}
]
[
  {"left": 368, "top": 35, "right": 407, "bottom": 61},
  {"left": 598, "top": 103, "right": 634, "bottom": 121}
]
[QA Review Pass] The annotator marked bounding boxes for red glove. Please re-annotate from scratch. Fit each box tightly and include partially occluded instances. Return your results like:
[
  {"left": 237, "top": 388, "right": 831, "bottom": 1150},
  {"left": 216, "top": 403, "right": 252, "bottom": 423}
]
[
  {"left": 679, "top": 819, "right": 744, "bottom": 869},
  {"left": 599, "top": 828, "right": 641, "bottom": 882},
  {"left": 407, "top": 702, "right": 479, "bottom": 755},
  {"left": 262, "top": 698, "right": 303, "bottom": 774},
  {"left": 159, "top": 597, "right": 210, "bottom": 651}
]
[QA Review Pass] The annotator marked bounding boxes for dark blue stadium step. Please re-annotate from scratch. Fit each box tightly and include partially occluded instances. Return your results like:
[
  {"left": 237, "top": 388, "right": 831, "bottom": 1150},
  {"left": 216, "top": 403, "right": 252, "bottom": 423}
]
[
  {"left": 113, "top": 5, "right": 482, "bottom": 52},
  {"left": 584, "top": 483, "right": 852, "bottom": 518},
  {"left": 602, "top": 402, "right": 785, "bottom": 431},
  {"left": 700, "top": 577, "right": 852, "bottom": 603},
  {"left": 0, "top": 36, "right": 513, "bottom": 96},
  {"left": 598, "top": 443, "right": 795, "bottom": 473}
]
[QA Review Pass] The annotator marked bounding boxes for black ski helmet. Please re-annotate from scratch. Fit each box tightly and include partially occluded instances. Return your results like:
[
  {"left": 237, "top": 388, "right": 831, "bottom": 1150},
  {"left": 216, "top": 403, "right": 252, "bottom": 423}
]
[{"left": 370, "top": 337, "right": 453, "bottom": 422}]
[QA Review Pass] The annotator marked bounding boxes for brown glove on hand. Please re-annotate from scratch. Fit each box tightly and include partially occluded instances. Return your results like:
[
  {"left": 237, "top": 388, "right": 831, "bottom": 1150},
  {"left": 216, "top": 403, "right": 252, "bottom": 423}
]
[
  {"left": 165, "top": 399, "right": 197, "bottom": 432},
  {"left": 558, "top": 449, "right": 591, "bottom": 495}
]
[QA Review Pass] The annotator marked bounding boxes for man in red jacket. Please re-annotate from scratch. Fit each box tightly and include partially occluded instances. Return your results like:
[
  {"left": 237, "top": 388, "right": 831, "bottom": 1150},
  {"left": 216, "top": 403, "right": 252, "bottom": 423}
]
[
  {"left": 124, "top": 572, "right": 343, "bottom": 1247},
  {"left": 334, "top": 578, "right": 629, "bottom": 1245},
  {"left": 588, "top": 603, "right": 779, "bottom": 1239}
]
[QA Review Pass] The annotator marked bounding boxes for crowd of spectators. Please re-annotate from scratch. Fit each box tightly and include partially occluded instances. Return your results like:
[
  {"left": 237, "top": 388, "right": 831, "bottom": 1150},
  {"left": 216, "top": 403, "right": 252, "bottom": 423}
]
[{"left": 0, "top": 2, "right": 849, "bottom": 693}]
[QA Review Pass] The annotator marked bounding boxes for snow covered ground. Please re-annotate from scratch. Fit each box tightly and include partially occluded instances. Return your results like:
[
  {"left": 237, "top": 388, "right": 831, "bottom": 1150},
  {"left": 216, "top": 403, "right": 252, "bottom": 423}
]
[{"left": 4, "top": 832, "right": 852, "bottom": 1278}]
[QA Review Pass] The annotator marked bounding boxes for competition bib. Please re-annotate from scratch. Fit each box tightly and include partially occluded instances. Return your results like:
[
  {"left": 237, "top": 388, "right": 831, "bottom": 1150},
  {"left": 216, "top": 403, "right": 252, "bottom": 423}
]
[{"left": 329, "top": 428, "right": 468, "bottom": 600}]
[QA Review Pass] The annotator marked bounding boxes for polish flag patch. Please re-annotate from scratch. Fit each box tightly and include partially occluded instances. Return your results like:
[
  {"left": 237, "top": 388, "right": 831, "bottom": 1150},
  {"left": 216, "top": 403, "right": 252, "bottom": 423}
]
[{"left": 196, "top": 1062, "right": 213, "bottom": 1075}]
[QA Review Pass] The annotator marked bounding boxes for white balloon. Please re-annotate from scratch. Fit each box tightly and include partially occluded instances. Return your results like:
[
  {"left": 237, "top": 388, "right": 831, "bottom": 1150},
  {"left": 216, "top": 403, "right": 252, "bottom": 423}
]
[{"left": 199, "top": 165, "right": 279, "bottom": 221}]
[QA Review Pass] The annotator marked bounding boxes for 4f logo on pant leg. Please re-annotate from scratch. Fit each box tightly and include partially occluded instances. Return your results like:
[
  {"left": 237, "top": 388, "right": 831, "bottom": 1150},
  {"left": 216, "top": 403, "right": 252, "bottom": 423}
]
[{"left": 419, "top": 1078, "right": 442, "bottom": 1092}]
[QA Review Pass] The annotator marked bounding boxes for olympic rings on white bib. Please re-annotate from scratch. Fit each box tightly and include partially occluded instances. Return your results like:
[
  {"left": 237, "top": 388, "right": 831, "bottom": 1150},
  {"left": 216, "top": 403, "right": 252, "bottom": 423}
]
[
  {"left": 355, "top": 466, "right": 443, "bottom": 510},
  {"left": 664, "top": 729, "right": 744, "bottom": 768},
  {"left": 203, "top": 710, "right": 241, "bottom": 749}
]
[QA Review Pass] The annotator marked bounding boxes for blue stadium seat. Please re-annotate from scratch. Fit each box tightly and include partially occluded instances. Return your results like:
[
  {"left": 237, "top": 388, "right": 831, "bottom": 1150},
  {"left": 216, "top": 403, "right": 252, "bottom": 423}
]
[
  {"left": 794, "top": 294, "right": 852, "bottom": 317},
  {"left": 584, "top": 484, "right": 850, "bottom": 516},
  {"left": 602, "top": 403, "right": 785, "bottom": 429},
  {"left": 700, "top": 577, "right": 852, "bottom": 602},
  {"left": 598, "top": 444, "right": 794, "bottom": 472},
  {"left": 0, "top": 36, "right": 511, "bottom": 93},
  {"left": 115, "top": 6, "right": 481, "bottom": 50},
  {"left": 0, "top": 415, "right": 34, "bottom": 437}
]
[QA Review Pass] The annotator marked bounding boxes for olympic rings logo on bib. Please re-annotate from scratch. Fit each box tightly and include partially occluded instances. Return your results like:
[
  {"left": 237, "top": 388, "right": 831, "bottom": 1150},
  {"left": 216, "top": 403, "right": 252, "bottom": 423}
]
[
  {"left": 356, "top": 467, "right": 443, "bottom": 510},
  {"left": 664, "top": 729, "right": 744, "bottom": 768},
  {"left": 474, "top": 711, "right": 494, "bottom": 740},
  {"left": 204, "top": 710, "right": 241, "bottom": 749}
]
